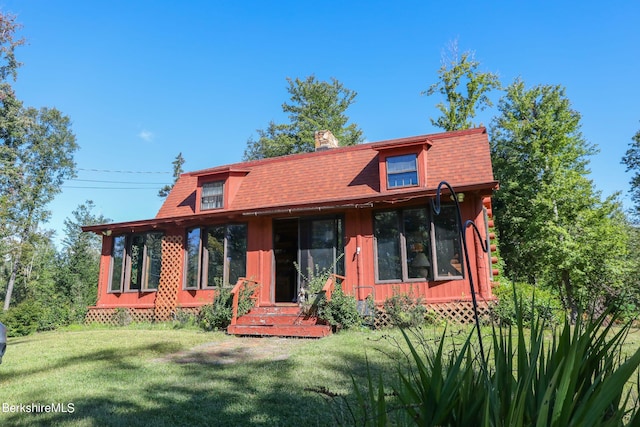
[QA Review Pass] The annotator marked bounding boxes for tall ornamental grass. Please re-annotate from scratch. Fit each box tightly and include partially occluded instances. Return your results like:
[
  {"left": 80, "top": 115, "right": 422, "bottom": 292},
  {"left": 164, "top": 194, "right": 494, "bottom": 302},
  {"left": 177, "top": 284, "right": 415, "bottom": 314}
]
[{"left": 332, "top": 296, "right": 640, "bottom": 426}]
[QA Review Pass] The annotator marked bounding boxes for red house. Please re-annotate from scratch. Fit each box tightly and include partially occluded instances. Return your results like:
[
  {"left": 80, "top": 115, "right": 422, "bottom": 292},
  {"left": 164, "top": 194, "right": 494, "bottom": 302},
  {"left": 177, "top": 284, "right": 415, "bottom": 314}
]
[{"left": 83, "top": 127, "right": 499, "bottom": 336}]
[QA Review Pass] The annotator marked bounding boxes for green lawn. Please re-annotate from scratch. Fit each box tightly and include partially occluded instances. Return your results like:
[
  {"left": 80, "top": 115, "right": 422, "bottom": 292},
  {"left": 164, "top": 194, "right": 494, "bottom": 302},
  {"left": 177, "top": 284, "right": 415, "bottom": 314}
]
[
  {"left": 0, "top": 324, "right": 414, "bottom": 427},
  {"left": 1, "top": 323, "right": 638, "bottom": 426}
]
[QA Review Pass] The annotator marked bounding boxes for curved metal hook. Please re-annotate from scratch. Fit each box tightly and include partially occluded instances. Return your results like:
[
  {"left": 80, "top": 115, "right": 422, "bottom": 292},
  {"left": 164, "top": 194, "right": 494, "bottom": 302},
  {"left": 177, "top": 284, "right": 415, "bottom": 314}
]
[
  {"left": 431, "top": 180, "right": 487, "bottom": 364},
  {"left": 464, "top": 219, "right": 489, "bottom": 255},
  {"left": 431, "top": 181, "right": 459, "bottom": 217}
]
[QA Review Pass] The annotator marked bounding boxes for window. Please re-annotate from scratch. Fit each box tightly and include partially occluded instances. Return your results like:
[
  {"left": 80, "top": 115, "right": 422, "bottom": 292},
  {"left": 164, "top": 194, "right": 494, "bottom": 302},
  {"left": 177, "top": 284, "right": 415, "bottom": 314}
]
[
  {"left": 386, "top": 154, "right": 418, "bottom": 188},
  {"left": 110, "top": 236, "right": 126, "bottom": 292},
  {"left": 433, "top": 205, "right": 463, "bottom": 278},
  {"left": 298, "top": 217, "right": 345, "bottom": 283},
  {"left": 201, "top": 181, "right": 224, "bottom": 210},
  {"left": 185, "top": 224, "right": 247, "bottom": 289},
  {"left": 109, "top": 232, "right": 163, "bottom": 292},
  {"left": 374, "top": 205, "right": 462, "bottom": 282}
]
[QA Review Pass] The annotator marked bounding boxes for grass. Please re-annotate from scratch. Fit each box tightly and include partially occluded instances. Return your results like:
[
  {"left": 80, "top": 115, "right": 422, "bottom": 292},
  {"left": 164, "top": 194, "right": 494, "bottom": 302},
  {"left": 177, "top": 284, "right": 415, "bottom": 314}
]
[
  {"left": 0, "top": 324, "right": 409, "bottom": 426},
  {"left": 0, "top": 323, "right": 638, "bottom": 426}
]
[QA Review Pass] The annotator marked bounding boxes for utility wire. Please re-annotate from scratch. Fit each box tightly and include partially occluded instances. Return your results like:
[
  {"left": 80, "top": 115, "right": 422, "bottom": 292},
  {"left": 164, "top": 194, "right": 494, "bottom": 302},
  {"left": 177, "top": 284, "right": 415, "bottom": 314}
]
[
  {"left": 77, "top": 168, "right": 170, "bottom": 174},
  {"left": 69, "top": 178, "right": 169, "bottom": 185},
  {"left": 62, "top": 185, "right": 164, "bottom": 190}
]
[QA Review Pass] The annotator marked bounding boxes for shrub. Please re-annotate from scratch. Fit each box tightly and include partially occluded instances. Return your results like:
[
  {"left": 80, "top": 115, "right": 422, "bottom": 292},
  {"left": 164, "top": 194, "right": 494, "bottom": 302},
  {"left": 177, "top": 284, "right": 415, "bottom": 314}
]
[
  {"left": 198, "top": 300, "right": 231, "bottom": 332},
  {"left": 198, "top": 282, "right": 257, "bottom": 331},
  {"left": 37, "top": 300, "right": 73, "bottom": 331},
  {"left": 172, "top": 308, "right": 198, "bottom": 329},
  {"left": 112, "top": 307, "right": 132, "bottom": 326},
  {"left": 0, "top": 300, "right": 42, "bottom": 337},
  {"left": 492, "top": 280, "right": 564, "bottom": 325},
  {"left": 382, "top": 289, "right": 426, "bottom": 328},
  {"left": 317, "top": 284, "right": 361, "bottom": 330}
]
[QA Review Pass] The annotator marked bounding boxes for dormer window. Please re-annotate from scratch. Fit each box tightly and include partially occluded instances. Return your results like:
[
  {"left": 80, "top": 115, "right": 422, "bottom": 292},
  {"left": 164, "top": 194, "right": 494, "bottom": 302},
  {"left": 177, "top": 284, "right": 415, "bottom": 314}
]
[
  {"left": 201, "top": 181, "right": 224, "bottom": 210},
  {"left": 387, "top": 154, "right": 418, "bottom": 188}
]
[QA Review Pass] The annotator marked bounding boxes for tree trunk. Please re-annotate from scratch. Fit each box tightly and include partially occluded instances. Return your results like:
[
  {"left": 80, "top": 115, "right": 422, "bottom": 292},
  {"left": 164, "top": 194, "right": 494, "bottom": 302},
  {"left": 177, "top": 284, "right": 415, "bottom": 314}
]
[
  {"left": 3, "top": 251, "right": 21, "bottom": 311},
  {"left": 562, "top": 269, "right": 578, "bottom": 323},
  {"left": 3, "top": 224, "right": 28, "bottom": 312}
]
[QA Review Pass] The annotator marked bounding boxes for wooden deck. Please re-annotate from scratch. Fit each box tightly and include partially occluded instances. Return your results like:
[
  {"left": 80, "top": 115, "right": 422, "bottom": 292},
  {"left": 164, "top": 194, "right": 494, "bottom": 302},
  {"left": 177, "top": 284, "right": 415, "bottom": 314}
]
[{"left": 227, "top": 305, "right": 332, "bottom": 338}]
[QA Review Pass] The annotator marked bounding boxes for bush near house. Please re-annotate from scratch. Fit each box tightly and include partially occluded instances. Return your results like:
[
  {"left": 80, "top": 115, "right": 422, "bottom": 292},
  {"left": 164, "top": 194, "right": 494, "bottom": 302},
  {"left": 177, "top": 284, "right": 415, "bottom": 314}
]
[
  {"left": 491, "top": 280, "right": 564, "bottom": 325},
  {"left": 0, "top": 299, "right": 74, "bottom": 337},
  {"left": 198, "top": 283, "right": 257, "bottom": 331},
  {"left": 317, "top": 284, "right": 361, "bottom": 330},
  {"left": 382, "top": 290, "right": 428, "bottom": 328}
]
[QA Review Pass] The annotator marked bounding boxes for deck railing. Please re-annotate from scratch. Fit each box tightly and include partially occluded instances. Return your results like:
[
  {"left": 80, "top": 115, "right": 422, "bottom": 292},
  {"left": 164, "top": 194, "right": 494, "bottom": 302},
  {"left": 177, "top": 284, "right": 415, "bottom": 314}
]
[
  {"left": 321, "top": 274, "right": 346, "bottom": 302},
  {"left": 230, "top": 278, "right": 260, "bottom": 326}
]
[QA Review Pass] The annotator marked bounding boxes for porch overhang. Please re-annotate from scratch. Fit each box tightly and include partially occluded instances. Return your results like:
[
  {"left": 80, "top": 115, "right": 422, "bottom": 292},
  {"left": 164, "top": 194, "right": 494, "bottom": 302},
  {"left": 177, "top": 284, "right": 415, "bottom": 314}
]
[{"left": 81, "top": 180, "right": 498, "bottom": 235}]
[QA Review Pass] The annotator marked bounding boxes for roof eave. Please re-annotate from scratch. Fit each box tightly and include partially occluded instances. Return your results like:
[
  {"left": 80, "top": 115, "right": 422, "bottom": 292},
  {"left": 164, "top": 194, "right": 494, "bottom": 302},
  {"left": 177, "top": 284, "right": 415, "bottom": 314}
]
[{"left": 82, "top": 180, "right": 498, "bottom": 234}]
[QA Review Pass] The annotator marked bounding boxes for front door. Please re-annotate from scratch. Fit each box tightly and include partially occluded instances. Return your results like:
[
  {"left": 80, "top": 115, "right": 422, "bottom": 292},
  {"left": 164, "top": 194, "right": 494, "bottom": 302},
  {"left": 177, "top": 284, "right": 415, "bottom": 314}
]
[{"left": 273, "top": 216, "right": 344, "bottom": 303}]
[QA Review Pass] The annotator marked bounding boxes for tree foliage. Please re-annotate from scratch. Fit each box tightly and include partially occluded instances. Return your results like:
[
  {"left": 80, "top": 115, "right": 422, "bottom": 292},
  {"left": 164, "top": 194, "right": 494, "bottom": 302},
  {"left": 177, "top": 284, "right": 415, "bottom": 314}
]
[
  {"left": 243, "top": 75, "right": 364, "bottom": 160},
  {"left": 57, "top": 201, "right": 110, "bottom": 321},
  {"left": 426, "top": 43, "right": 501, "bottom": 131},
  {"left": 0, "top": 12, "right": 78, "bottom": 311},
  {"left": 490, "top": 80, "right": 629, "bottom": 319},
  {"left": 622, "top": 127, "right": 640, "bottom": 218},
  {"left": 158, "top": 152, "right": 185, "bottom": 198}
]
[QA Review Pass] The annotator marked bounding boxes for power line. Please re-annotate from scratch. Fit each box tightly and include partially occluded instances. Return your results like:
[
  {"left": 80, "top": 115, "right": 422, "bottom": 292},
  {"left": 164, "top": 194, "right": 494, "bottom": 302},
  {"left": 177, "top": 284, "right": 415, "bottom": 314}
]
[
  {"left": 78, "top": 168, "right": 170, "bottom": 174},
  {"left": 70, "top": 178, "right": 169, "bottom": 185},
  {"left": 62, "top": 186, "right": 164, "bottom": 190}
]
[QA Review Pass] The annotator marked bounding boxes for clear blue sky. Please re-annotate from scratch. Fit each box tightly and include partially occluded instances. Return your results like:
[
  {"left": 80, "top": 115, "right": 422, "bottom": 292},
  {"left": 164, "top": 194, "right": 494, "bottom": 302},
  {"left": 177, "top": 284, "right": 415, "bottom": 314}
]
[{"left": 2, "top": 1, "right": 639, "bottom": 246}]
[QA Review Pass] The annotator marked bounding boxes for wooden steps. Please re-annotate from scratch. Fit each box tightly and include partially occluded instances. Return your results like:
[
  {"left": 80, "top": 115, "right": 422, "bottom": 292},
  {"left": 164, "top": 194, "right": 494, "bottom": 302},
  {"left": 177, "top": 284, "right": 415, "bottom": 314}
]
[{"left": 227, "top": 305, "right": 332, "bottom": 338}]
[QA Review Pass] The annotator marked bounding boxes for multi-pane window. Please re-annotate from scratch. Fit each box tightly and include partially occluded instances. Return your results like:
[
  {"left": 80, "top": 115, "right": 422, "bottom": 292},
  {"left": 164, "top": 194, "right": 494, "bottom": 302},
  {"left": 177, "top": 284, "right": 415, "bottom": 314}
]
[
  {"left": 298, "top": 217, "right": 345, "bottom": 284},
  {"left": 110, "top": 232, "right": 163, "bottom": 292},
  {"left": 386, "top": 154, "right": 418, "bottom": 188},
  {"left": 201, "top": 181, "right": 224, "bottom": 210},
  {"left": 433, "top": 205, "right": 463, "bottom": 277},
  {"left": 185, "top": 224, "right": 247, "bottom": 289},
  {"left": 374, "top": 205, "right": 463, "bottom": 282}
]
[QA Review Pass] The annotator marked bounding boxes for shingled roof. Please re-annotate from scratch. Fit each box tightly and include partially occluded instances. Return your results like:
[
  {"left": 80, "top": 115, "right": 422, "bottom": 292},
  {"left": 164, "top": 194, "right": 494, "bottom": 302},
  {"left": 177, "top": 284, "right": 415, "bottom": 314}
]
[
  {"left": 156, "top": 127, "right": 495, "bottom": 218},
  {"left": 83, "top": 127, "right": 496, "bottom": 233}
]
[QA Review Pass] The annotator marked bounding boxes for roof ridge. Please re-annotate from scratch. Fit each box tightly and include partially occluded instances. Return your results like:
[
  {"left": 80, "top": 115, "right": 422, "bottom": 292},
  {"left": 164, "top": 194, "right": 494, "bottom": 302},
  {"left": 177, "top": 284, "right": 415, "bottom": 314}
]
[{"left": 186, "top": 127, "right": 487, "bottom": 176}]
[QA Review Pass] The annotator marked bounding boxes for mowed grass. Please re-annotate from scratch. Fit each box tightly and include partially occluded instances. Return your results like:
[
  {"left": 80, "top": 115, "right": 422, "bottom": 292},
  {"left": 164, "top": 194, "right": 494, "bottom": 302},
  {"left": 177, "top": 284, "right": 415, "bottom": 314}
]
[
  {"left": 0, "top": 324, "right": 411, "bottom": 427},
  {"left": 1, "top": 323, "right": 639, "bottom": 426}
]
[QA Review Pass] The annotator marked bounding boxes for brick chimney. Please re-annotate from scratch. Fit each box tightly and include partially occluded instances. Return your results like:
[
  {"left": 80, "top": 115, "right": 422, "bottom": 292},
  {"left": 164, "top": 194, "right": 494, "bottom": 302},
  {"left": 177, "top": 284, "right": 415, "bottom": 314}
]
[{"left": 314, "top": 130, "right": 339, "bottom": 151}]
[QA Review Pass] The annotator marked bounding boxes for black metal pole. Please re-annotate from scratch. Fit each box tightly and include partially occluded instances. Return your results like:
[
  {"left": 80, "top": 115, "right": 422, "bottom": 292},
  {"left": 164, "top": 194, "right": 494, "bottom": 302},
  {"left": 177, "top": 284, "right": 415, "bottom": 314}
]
[{"left": 431, "top": 181, "right": 487, "bottom": 363}]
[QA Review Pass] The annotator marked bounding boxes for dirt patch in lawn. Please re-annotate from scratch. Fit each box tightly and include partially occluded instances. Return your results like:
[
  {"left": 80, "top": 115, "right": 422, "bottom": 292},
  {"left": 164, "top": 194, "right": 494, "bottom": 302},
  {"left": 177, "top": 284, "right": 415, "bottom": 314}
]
[{"left": 157, "top": 336, "right": 306, "bottom": 365}]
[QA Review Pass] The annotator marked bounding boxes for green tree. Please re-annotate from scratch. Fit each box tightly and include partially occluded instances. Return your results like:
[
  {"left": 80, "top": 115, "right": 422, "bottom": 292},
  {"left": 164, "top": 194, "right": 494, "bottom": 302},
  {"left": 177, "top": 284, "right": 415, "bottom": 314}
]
[
  {"left": 56, "top": 201, "right": 110, "bottom": 320},
  {"left": 622, "top": 126, "right": 640, "bottom": 217},
  {"left": 243, "top": 75, "right": 364, "bottom": 160},
  {"left": 0, "top": 13, "right": 78, "bottom": 311},
  {"left": 490, "top": 80, "right": 628, "bottom": 320},
  {"left": 158, "top": 152, "right": 185, "bottom": 198},
  {"left": 2, "top": 107, "right": 77, "bottom": 311},
  {"left": 426, "top": 43, "right": 501, "bottom": 131},
  {"left": 0, "top": 13, "right": 26, "bottom": 256}
]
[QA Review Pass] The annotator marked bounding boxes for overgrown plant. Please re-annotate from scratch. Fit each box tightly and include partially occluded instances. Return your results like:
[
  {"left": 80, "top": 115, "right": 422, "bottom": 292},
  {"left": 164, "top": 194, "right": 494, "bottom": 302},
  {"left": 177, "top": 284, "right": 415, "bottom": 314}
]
[
  {"left": 317, "top": 284, "right": 361, "bottom": 330},
  {"left": 295, "top": 254, "right": 345, "bottom": 296},
  {"left": 491, "top": 281, "right": 564, "bottom": 326},
  {"left": 324, "top": 293, "right": 640, "bottom": 426},
  {"left": 382, "top": 289, "right": 427, "bottom": 328},
  {"left": 295, "top": 254, "right": 345, "bottom": 316},
  {"left": 198, "top": 282, "right": 257, "bottom": 331}
]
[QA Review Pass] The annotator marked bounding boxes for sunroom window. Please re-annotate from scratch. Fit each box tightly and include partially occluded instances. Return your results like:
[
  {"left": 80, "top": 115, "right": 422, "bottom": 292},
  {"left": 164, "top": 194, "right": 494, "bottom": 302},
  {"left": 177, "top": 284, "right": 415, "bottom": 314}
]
[
  {"left": 433, "top": 205, "right": 463, "bottom": 278},
  {"left": 185, "top": 224, "right": 247, "bottom": 289},
  {"left": 374, "top": 208, "right": 432, "bottom": 282},
  {"left": 201, "top": 181, "right": 224, "bottom": 210},
  {"left": 110, "top": 232, "right": 163, "bottom": 292},
  {"left": 386, "top": 154, "right": 418, "bottom": 188},
  {"left": 374, "top": 205, "right": 463, "bottom": 282}
]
